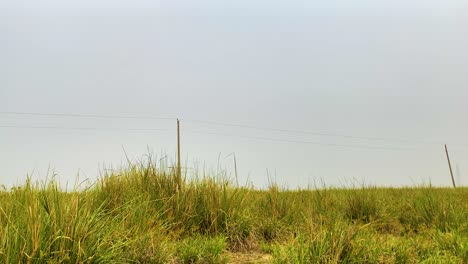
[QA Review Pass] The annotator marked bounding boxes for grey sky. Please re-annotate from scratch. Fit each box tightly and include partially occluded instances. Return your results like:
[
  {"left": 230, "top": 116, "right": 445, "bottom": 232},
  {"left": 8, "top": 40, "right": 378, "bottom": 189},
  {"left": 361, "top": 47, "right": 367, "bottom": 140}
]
[{"left": 1, "top": 0, "right": 468, "bottom": 188}]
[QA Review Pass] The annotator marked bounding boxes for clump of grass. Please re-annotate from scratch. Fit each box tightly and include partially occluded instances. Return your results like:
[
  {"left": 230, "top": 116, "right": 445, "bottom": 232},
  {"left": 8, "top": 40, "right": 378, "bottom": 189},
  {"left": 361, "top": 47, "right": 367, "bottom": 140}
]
[
  {"left": 0, "top": 178, "right": 131, "bottom": 263},
  {"left": 272, "top": 221, "right": 366, "bottom": 263},
  {"left": 344, "top": 186, "right": 379, "bottom": 223},
  {"left": 265, "top": 183, "right": 289, "bottom": 220},
  {"left": 397, "top": 187, "right": 464, "bottom": 232},
  {"left": 124, "top": 230, "right": 174, "bottom": 264},
  {"left": 258, "top": 219, "right": 282, "bottom": 242},
  {"left": 176, "top": 235, "right": 227, "bottom": 264}
]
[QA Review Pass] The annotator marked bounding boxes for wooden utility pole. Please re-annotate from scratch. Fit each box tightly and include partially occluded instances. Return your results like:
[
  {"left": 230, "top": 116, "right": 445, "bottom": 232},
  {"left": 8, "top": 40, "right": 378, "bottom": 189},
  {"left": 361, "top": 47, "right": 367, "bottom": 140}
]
[
  {"left": 445, "top": 144, "right": 456, "bottom": 188},
  {"left": 233, "top": 153, "right": 238, "bottom": 187},
  {"left": 177, "top": 119, "right": 182, "bottom": 189}
]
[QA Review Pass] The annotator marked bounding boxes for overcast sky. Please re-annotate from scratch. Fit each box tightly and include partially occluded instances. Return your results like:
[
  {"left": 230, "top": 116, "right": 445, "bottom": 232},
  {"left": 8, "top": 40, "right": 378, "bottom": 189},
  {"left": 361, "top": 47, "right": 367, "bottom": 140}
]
[{"left": 1, "top": 0, "right": 468, "bottom": 189}]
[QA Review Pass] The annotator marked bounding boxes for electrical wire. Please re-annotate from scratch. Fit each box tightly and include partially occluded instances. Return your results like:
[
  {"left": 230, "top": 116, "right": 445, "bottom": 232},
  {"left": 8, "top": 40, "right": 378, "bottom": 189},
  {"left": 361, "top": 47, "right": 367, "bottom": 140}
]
[
  {"left": 0, "top": 124, "right": 429, "bottom": 151},
  {"left": 181, "top": 118, "right": 445, "bottom": 146},
  {"left": 184, "top": 130, "right": 430, "bottom": 152},
  {"left": 0, "top": 125, "right": 172, "bottom": 132},
  {"left": 0, "top": 111, "right": 175, "bottom": 120},
  {"left": 0, "top": 111, "right": 462, "bottom": 146}
]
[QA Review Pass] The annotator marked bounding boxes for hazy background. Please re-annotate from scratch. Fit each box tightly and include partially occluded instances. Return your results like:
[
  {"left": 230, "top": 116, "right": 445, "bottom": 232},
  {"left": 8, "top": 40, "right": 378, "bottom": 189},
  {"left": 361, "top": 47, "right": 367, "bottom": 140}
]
[{"left": 2, "top": 0, "right": 468, "bottom": 188}]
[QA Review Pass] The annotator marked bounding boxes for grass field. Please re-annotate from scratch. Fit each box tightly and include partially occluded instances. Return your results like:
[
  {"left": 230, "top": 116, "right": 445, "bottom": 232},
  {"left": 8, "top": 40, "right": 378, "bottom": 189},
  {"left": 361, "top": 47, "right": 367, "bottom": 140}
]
[{"left": 0, "top": 159, "right": 467, "bottom": 263}]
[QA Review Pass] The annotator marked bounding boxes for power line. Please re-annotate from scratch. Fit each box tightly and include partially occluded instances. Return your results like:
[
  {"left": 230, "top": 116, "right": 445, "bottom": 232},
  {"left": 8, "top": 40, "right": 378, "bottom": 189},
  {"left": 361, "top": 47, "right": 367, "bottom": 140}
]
[
  {"left": 0, "top": 124, "right": 457, "bottom": 152},
  {"left": 0, "top": 111, "right": 175, "bottom": 120},
  {"left": 181, "top": 119, "right": 445, "bottom": 146},
  {"left": 0, "top": 111, "right": 461, "bottom": 146},
  {"left": 0, "top": 125, "right": 173, "bottom": 132},
  {"left": 0, "top": 124, "right": 429, "bottom": 151},
  {"left": 184, "top": 130, "right": 430, "bottom": 152}
]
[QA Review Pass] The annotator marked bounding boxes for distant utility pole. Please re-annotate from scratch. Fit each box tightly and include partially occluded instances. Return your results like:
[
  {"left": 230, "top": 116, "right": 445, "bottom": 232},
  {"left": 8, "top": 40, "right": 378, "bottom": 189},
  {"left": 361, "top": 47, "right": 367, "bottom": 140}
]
[
  {"left": 177, "top": 119, "right": 182, "bottom": 189},
  {"left": 444, "top": 144, "right": 456, "bottom": 188}
]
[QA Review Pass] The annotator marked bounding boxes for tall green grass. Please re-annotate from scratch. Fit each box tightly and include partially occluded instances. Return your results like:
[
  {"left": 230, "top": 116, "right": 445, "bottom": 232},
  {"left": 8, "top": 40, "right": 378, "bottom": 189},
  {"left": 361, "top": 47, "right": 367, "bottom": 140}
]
[{"left": 0, "top": 158, "right": 467, "bottom": 263}]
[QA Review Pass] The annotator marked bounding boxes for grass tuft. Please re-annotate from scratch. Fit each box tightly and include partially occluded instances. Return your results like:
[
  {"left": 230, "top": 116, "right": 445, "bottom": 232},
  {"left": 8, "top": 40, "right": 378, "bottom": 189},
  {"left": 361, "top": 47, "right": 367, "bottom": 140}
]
[{"left": 1, "top": 157, "right": 466, "bottom": 263}]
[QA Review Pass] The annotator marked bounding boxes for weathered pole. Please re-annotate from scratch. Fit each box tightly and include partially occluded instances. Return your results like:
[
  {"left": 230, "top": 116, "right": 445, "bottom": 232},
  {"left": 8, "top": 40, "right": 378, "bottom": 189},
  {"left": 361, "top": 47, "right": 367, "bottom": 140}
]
[
  {"left": 177, "top": 119, "right": 182, "bottom": 189},
  {"left": 233, "top": 153, "right": 238, "bottom": 187},
  {"left": 445, "top": 144, "right": 456, "bottom": 188}
]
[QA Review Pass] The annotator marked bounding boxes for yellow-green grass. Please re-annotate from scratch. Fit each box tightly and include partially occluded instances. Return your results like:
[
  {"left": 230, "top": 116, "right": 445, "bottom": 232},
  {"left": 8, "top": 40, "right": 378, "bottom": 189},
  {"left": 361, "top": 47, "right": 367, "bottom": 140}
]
[{"left": 0, "top": 159, "right": 467, "bottom": 263}]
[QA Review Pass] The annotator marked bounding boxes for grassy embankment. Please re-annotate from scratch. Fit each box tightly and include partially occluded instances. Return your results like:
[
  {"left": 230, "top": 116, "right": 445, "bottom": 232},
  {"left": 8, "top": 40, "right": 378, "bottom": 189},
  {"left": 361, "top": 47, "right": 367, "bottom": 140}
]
[{"left": 0, "top": 159, "right": 467, "bottom": 263}]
